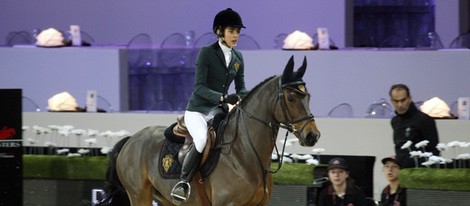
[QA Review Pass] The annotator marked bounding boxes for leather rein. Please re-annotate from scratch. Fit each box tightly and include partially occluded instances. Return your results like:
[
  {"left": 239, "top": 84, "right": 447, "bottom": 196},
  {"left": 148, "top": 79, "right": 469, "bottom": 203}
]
[{"left": 236, "top": 78, "right": 316, "bottom": 204}]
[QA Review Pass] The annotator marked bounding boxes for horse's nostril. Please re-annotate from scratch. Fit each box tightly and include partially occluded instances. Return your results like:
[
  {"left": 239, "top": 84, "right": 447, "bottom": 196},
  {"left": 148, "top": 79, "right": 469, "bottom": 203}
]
[{"left": 306, "top": 133, "right": 318, "bottom": 146}]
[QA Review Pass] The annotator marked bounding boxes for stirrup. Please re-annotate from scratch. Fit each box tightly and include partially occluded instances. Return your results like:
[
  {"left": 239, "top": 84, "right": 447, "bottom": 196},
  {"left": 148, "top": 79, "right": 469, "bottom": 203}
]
[{"left": 171, "top": 181, "right": 191, "bottom": 203}]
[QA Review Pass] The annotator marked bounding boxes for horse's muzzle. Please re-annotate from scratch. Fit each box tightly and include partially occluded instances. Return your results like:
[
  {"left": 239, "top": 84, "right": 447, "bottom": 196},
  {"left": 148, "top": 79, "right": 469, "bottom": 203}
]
[{"left": 303, "top": 131, "right": 320, "bottom": 146}]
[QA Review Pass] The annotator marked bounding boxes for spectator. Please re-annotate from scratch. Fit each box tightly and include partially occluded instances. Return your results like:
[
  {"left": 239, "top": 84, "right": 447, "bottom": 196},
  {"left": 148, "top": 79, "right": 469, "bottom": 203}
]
[
  {"left": 317, "top": 157, "right": 367, "bottom": 206},
  {"left": 379, "top": 156, "right": 407, "bottom": 206},
  {"left": 389, "top": 84, "right": 440, "bottom": 168}
]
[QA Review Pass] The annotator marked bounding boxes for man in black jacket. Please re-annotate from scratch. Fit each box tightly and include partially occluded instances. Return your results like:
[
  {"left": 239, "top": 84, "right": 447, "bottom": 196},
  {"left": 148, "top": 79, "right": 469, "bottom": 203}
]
[{"left": 389, "top": 84, "right": 440, "bottom": 168}]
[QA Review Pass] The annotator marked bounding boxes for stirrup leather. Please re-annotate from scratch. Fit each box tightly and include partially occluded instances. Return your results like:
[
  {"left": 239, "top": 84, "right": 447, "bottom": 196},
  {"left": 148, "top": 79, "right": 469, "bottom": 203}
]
[{"left": 171, "top": 180, "right": 191, "bottom": 202}]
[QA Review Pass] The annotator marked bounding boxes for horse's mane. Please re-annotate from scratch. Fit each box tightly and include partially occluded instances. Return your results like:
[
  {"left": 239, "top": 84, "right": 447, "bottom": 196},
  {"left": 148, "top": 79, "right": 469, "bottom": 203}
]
[{"left": 242, "top": 75, "right": 277, "bottom": 101}]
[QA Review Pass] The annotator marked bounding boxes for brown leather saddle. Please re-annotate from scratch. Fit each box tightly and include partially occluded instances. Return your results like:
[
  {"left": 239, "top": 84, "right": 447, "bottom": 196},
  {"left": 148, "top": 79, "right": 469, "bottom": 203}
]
[{"left": 172, "top": 115, "right": 218, "bottom": 170}]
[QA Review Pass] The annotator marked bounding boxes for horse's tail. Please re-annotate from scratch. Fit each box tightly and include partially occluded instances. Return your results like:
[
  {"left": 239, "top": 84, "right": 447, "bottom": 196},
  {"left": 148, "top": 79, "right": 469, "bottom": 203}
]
[{"left": 96, "top": 136, "right": 131, "bottom": 206}]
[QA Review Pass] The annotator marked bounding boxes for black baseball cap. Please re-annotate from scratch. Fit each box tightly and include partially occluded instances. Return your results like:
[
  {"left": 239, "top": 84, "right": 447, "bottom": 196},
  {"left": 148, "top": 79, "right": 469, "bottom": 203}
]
[
  {"left": 381, "top": 156, "right": 401, "bottom": 168},
  {"left": 327, "top": 157, "right": 349, "bottom": 171}
]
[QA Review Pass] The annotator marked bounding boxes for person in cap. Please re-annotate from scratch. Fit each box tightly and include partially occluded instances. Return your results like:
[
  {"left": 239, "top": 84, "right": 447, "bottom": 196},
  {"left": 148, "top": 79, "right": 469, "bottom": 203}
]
[
  {"left": 379, "top": 156, "right": 407, "bottom": 206},
  {"left": 317, "top": 157, "right": 367, "bottom": 206},
  {"left": 170, "top": 8, "right": 249, "bottom": 202},
  {"left": 389, "top": 84, "right": 440, "bottom": 168}
]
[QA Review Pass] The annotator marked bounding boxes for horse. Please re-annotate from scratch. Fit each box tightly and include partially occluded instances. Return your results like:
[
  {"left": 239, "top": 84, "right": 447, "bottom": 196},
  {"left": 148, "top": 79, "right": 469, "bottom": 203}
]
[{"left": 98, "top": 55, "right": 321, "bottom": 206}]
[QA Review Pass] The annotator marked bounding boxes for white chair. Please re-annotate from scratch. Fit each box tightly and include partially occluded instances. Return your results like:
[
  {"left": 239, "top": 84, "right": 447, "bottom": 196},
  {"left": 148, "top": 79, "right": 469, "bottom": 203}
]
[
  {"left": 6, "top": 31, "right": 33, "bottom": 46},
  {"left": 237, "top": 34, "right": 260, "bottom": 50},
  {"left": 448, "top": 32, "right": 470, "bottom": 48},
  {"left": 156, "top": 32, "right": 189, "bottom": 111},
  {"left": 97, "top": 95, "right": 113, "bottom": 112},
  {"left": 365, "top": 98, "right": 395, "bottom": 118},
  {"left": 415, "top": 32, "right": 444, "bottom": 50},
  {"left": 127, "top": 33, "right": 153, "bottom": 68},
  {"left": 126, "top": 33, "right": 159, "bottom": 111},
  {"left": 449, "top": 100, "right": 458, "bottom": 117},
  {"left": 22, "top": 96, "right": 41, "bottom": 112},
  {"left": 159, "top": 32, "right": 187, "bottom": 67},
  {"left": 80, "top": 31, "right": 95, "bottom": 45},
  {"left": 273, "top": 33, "right": 288, "bottom": 49},
  {"left": 327, "top": 103, "right": 354, "bottom": 118},
  {"left": 193, "top": 32, "right": 218, "bottom": 48}
]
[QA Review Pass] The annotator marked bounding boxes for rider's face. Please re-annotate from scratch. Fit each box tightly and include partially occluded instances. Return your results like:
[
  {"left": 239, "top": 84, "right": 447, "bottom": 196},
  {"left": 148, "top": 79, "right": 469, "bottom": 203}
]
[{"left": 222, "top": 27, "right": 241, "bottom": 48}]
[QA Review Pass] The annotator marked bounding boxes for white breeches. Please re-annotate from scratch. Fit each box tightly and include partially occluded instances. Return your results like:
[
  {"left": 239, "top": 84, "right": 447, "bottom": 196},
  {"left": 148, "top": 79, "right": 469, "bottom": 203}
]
[{"left": 184, "top": 110, "right": 212, "bottom": 153}]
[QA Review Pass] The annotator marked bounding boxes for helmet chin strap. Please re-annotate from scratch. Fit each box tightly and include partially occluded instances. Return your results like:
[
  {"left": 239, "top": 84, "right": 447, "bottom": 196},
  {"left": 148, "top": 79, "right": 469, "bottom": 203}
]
[{"left": 220, "top": 37, "right": 232, "bottom": 49}]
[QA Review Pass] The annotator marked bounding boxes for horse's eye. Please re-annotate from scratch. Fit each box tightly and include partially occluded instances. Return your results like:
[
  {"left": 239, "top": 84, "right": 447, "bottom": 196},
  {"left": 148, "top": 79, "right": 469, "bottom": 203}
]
[{"left": 287, "top": 93, "right": 294, "bottom": 101}]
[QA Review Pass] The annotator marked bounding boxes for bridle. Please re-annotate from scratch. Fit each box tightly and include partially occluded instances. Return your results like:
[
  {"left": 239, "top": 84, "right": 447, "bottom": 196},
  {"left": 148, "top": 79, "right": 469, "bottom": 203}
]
[
  {"left": 235, "top": 77, "right": 318, "bottom": 204},
  {"left": 239, "top": 78, "right": 316, "bottom": 136},
  {"left": 240, "top": 77, "right": 317, "bottom": 169}
]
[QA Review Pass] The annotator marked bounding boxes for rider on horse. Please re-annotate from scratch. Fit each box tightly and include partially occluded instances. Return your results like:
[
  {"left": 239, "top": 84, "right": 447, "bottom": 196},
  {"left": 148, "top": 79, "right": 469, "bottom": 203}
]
[{"left": 170, "top": 8, "right": 249, "bottom": 202}]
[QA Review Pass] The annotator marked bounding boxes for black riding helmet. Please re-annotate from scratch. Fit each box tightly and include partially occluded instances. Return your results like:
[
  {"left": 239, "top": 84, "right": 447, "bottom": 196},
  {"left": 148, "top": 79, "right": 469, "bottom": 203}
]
[{"left": 212, "top": 8, "right": 245, "bottom": 36}]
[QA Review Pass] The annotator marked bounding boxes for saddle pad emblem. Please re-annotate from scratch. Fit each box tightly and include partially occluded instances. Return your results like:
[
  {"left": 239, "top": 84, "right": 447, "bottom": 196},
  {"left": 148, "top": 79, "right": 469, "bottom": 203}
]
[{"left": 162, "top": 154, "right": 175, "bottom": 173}]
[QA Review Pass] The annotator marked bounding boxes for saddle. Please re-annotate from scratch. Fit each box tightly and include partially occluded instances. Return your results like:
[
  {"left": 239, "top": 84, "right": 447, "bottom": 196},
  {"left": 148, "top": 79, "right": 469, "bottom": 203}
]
[
  {"left": 172, "top": 115, "right": 216, "bottom": 164},
  {"left": 160, "top": 111, "right": 227, "bottom": 179}
]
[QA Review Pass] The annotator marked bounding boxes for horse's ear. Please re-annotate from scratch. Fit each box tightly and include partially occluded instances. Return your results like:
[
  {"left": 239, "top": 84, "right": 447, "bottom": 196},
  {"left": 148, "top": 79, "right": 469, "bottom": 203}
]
[
  {"left": 282, "top": 55, "right": 295, "bottom": 84},
  {"left": 295, "top": 56, "right": 307, "bottom": 79}
]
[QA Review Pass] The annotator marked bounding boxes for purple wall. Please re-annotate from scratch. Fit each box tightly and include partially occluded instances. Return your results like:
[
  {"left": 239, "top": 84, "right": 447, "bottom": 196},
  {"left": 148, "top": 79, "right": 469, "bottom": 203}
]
[{"left": 0, "top": 0, "right": 347, "bottom": 49}]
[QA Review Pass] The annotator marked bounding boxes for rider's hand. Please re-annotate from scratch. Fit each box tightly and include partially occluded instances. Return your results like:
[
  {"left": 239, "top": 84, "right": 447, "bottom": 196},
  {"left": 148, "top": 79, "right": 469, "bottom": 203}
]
[{"left": 223, "top": 94, "right": 240, "bottom": 105}]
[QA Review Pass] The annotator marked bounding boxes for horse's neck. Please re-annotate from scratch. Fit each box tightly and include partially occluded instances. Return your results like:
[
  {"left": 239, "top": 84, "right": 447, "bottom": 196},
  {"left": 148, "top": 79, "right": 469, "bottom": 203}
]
[{"left": 229, "top": 80, "right": 279, "bottom": 163}]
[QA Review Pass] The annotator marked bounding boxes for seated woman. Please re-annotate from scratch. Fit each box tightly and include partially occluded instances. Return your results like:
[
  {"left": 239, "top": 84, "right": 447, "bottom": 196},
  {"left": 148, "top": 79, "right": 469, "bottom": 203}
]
[{"left": 317, "top": 157, "right": 367, "bottom": 206}]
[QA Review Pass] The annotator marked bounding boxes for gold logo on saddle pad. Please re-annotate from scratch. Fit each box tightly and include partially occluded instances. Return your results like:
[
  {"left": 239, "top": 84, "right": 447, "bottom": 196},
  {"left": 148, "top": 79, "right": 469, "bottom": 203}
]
[{"left": 162, "top": 154, "right": 174, "bottom": 173}]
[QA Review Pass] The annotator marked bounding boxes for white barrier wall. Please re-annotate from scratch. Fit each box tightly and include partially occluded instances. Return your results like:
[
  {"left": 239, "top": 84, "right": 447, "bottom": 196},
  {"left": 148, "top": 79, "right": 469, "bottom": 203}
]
[{"left": 23, "top": 112, "right": 470, "bottom": 200}]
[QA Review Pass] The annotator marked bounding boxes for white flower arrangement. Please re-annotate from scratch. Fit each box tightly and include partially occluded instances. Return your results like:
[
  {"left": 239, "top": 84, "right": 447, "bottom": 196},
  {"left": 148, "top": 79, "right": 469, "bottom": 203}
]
[
  {"left": 281, "top": 156, "right": 293, "bottom": 163},
  {"left": 271, "top": 153, "right": 278, "bottom": 161},
  {"left": 401, "top": 140, "right": 413, "bottom": 150},
  {"left": 71, "top": 129, "right": 87, "bottom": 136},
  {"left": 459, "top": 142, "right": 470, "bottom": 148},
  {"left": 26, "top": 138, "right": 36, "bottom": 144},
  {"left": 456, "top": 153, "right": 470, "bottom": 160},
  {"left": 48, "top": 125, "right": 61, "bottom": 131},
  {"left": 61, "top": 125, "right": 74, "bottom": 131},
  {"left": 100, "top": 147, "right": 112, "bottom": 154},
  {"left": 421, "top": 160, "right": 435, "bottom": 167},
  {"left": 415, "top": 140, "right": 429, "bottom": 149},
  {"left": 58, "top": 128, "right": 71, "bottom": 137},
  {"left": 57, "top": 148, "right": 70, "bottom": 154},
  {"left": 85, "top": 138, "right": 98, "bottom": 145},
  {"left": 436, "top": 143, "right": 448, "bottom": 151},
  {"left": 311, "top": 148, "right": 325, "bottom": 163},
  {"left": 67, "top": 153, "right": 81, "bottom": 157},
  {"left": 43, "top": 141, "right": 56, "bottom": 147},
  {"left": 77, "top": 148, "right": 90, "bottom": 155},
  {"left": 409, "top": 150, "right": 423, "bottom": 158},
  {"left": 312, "top": 148, "right": 325, "bottom": 154},
  {"left": 42, "top": 127, "right": 52, "bottom": 134},
  {"left": 24, "top": 124, "right": 137, "bottom": 156},
  {"left": 33, "top": 125, "right": 45, "bottom": 134},
  {"left": 99, "top": 130, "right": 114, "bottom": 137},
  {"left": 306, "top": 158, "right": 319, "bottom": 166},
  {"left": 447, "top": 141, "right": 462, "bottom": 148},
  {"left": 87, "top": 129, "right": 99, "bottom": 137}
]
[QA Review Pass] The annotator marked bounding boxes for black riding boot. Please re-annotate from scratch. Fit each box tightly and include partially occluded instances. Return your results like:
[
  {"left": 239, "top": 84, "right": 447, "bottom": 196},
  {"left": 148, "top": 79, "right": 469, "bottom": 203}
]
[{"left": 171, "top": 146, "right": 202, "bottom": 202}]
